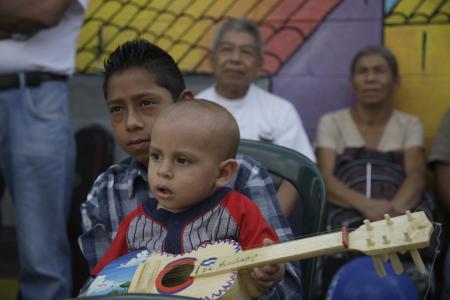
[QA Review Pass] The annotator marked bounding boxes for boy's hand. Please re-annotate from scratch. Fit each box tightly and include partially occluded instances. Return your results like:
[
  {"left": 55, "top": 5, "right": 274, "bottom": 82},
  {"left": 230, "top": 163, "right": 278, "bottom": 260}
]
[{"left": 250, "top": 238, "right": 285, "bottom": 293}]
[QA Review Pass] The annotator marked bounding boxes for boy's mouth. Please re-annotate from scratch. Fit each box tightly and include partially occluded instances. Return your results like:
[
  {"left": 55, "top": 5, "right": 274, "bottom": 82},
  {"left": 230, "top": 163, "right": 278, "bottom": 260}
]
[
  {"left": 127, "top": 138, "right": 150, "bottom": 151},
  {"left": 155, "top": 184, "right": 174, "bottom": 200}
]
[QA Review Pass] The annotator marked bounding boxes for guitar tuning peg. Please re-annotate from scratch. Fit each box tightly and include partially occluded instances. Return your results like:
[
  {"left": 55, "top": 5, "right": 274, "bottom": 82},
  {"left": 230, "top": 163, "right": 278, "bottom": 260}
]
[
  {"left": 384, "top": 214, "right": 393, "bottom": 225},
  {"left": 410, "top": 249, "right": 426, "bottom": 274},
  {"left": 389, "top": 253, "right": 404, "bottom": 275},
  {"left": 364, "top": 219, "right": 373, "bottom": 231},
  {"left": 406, "top": 210, "right": 414, "bottom": 221},
  {"left": 404, "top": 232, "right": 411, "bottom": 242},
  {"left": 371, "top": 256, "right": 387, "bottom": 277},
  {"left": 382, "top": 235, "right": 390, "bottom": 244},
  {"left": 366, "top": 238, "right": 375, "bottom": 247}
]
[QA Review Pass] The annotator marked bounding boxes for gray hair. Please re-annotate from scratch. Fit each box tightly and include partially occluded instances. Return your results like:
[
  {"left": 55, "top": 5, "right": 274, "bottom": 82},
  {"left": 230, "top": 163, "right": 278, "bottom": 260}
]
[
  {"left": 351, "top": 46, "right": 399, "bottom": 81},
  {"left": 212, "top": 18, "right": 263, "bottom": 57}
]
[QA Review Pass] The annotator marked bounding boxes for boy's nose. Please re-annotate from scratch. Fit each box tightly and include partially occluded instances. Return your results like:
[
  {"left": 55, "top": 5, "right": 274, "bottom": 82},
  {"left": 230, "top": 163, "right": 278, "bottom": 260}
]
[
  {"left": 126, "top": 110, "right": 144, "bottom": 130},
  {"left": 157, "top": 161, "right": 173, "bottom": 178}
]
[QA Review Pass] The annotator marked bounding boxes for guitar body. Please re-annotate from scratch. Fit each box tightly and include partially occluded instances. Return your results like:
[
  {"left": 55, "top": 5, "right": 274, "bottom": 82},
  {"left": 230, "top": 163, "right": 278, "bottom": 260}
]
[{"left": 86, "top": 240, "right": 256, "bottom": 299}]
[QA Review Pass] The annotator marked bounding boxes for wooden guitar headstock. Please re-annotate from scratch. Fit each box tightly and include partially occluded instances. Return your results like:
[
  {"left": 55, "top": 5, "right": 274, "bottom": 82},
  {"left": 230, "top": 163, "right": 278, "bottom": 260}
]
[{"left": 348, "top": 210, "right": 433, "bottom": 277}]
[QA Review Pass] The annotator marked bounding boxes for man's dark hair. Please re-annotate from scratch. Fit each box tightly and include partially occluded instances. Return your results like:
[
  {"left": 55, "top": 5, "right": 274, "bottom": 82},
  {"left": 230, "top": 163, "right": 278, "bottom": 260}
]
[
  {"left": 103, "top": 38, "right": 185, "bottom": 100},
  {"left": 350, "top": 46, "right": 399, "bottom": 81}
]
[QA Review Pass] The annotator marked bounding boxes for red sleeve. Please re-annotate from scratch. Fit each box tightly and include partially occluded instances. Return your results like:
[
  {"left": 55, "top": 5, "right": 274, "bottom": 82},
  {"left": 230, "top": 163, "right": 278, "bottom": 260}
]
[
  {"left": 224, "top": 191, "right": 279, "bottom": 250},
  {"left": 91, "top": 206, "right": 142, "bottom": 276}
]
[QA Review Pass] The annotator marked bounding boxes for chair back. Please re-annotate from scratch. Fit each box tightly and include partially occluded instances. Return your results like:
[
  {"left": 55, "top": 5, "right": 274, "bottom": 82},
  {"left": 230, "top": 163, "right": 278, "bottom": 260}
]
[{"left": 238, "top": 139, "right": 327, "bottom": 300}]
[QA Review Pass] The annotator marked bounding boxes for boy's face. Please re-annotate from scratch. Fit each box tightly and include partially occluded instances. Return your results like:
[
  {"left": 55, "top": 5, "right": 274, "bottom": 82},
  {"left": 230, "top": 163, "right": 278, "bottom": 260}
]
[
  {"left": 148, "top": 118, "right": 223, "bottom": 213},
  {"left": 106, "top": 67, "right": 174, "bottom": 164}
]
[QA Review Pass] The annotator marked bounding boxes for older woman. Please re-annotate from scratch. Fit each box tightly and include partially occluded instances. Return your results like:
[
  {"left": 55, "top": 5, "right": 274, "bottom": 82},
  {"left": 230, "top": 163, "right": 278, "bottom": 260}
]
[
  {"left": 315, "top": 46, "right": 434, "bottom": 297},
  {"left": 316, "top": 46, "right": 433, "bottom": 229}
]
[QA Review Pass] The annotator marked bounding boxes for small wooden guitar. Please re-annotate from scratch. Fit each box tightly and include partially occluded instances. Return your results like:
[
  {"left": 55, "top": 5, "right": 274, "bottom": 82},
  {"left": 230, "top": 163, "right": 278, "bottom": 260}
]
[{"left": 86, "top": 211, "right": 433, "bottom": 299}]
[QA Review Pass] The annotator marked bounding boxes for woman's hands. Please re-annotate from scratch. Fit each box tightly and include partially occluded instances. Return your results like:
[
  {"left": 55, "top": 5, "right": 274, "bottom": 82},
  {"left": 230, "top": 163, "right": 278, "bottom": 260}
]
[{"left": 355, "top": 197, "right": 404, "bottom": 221}]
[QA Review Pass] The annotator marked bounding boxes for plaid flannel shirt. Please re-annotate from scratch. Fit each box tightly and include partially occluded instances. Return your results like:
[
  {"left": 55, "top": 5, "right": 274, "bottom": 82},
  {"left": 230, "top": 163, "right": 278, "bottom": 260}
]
[{"left": 79, "top": 154, "right": 303, "bottom": 299}]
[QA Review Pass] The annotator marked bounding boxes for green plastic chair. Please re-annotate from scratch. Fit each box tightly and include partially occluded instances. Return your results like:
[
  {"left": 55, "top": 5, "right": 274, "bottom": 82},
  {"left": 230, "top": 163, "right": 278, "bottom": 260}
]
[{"left": 238, "top": 139, "right": 327, "bottom": 300}]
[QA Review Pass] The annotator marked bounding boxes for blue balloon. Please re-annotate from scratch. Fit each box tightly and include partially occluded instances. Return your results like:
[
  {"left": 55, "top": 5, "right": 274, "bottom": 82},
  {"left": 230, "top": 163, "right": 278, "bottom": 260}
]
[{"left": 327, "top": 257, "right": 419, "bottom": 300}]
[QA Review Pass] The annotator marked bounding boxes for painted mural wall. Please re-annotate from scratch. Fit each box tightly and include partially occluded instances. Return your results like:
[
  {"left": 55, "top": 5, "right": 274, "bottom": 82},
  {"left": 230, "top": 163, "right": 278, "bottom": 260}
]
[{"left": 76, "top": 0, "right": 450, "bottom": 152}]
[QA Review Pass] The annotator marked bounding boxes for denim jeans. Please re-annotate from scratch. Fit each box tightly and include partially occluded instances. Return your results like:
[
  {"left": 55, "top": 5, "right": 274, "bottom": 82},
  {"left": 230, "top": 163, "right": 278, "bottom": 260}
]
[{"left": 0, "top": 77, "right": 75, "bottom": 300}]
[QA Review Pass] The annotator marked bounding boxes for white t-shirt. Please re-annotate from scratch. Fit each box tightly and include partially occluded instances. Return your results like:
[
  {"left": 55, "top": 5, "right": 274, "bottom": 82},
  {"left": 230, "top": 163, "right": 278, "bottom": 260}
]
[
  {"left": 197, "top": 83, "right": 316, "bottom": 162},
  {"left": 0, "top": 0, "right": 89, "bottom": 75}
]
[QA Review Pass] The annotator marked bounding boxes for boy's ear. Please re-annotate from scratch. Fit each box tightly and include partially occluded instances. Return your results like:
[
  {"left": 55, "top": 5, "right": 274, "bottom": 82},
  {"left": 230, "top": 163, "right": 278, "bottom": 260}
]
[
  {"left": 177, "top": 89, "right": 194, "bottom": 101},
  {"left": 215, "top": 159, "right": 238, "bottom": 188}
]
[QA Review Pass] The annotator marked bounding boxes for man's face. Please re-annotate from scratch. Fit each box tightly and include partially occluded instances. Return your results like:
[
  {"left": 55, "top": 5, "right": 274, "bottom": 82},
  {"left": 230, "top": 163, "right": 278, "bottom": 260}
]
[
  {"left": 351, "top": 54, "right": 397, "bottom": 107},
  {"left": 148, "top": 117, "right": 221, "bottom": 213},
  {"left": 211, "top": 29, "right": 262, "bottom": 99},
  {"left": 105, "top": 67, "right": 174, "bottom": 164}
]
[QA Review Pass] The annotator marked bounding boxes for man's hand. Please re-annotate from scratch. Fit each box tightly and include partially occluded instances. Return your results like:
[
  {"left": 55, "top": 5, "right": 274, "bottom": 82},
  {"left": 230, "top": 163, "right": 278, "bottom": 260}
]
[{"left": 250, "top": 239, "right": 285, "bottom": 293}]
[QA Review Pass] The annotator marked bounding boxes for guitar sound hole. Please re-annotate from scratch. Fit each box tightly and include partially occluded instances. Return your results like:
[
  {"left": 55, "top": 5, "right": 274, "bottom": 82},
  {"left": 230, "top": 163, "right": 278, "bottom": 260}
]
[{"left": 161, "top": 262, "right": 195, "bottom": 287}]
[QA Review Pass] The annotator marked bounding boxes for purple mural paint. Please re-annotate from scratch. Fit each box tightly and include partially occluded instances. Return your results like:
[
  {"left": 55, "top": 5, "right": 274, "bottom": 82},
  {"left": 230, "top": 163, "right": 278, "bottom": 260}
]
[{"left": 271, "top": 0, "right": 383, "bottom": 142}]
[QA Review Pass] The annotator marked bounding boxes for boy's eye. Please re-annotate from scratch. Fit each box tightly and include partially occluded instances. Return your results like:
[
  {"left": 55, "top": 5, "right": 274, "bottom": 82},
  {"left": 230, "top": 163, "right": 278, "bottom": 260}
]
[
  {"left": 150, "top": 152, "right": 161, "bottom": 161},
  {"left": 141, "top": 100, "right": 156, "bottom": 108},
  {"left": 109, "top": 106, "right": 123, "bottom": 114},
  {"left": 175, "top": 157, "right": 190, "bottom": 165}
]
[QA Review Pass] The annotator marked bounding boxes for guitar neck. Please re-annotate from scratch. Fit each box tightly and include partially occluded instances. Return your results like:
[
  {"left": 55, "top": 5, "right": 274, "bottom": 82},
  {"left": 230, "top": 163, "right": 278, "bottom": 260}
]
[
  {"left": 194, "top": 231, "right": 346, "bottom": 277},
  {"left": 91, "top": 212, "right": 432, "bottom": 297}
]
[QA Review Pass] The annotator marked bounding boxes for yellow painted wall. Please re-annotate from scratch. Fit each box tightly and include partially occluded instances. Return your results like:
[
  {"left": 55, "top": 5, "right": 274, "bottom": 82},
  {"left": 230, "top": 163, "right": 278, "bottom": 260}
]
[{"left": 385, "top": 24, "right": 450, "bottom": 153}]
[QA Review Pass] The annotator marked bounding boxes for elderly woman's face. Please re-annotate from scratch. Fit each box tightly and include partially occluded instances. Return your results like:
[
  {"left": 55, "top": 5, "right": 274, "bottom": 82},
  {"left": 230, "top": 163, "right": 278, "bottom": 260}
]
[{"left": 351, "top": 54, "right": 397, "bottom": 106}]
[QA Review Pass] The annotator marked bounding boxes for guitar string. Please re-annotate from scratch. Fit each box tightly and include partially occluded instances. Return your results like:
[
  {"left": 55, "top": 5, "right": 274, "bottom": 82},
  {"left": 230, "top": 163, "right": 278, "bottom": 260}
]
[
  {"left": 410, "top": 207, "right": 441, "bottom": 300},
  {"left": 158, "top": 218, "right": 436, "bottom": 283},
  {"left": 157, "top": 228, "right": 345, "bottom": 280},
  {"left": 157, "top": 220, "right": 438, "bottom": 281},
  {"left": 423, "top": 221, "right": 442, "bottom": 300},
  {"left": 159, "top": 228, "right": 354, "bottom": 281}
]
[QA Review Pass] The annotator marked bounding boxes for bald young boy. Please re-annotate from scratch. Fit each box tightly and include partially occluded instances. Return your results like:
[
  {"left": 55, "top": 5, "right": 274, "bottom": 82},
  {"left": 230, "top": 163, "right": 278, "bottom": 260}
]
[{"left": 91, "top": 100, "right": 284, "bottom": 295}]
